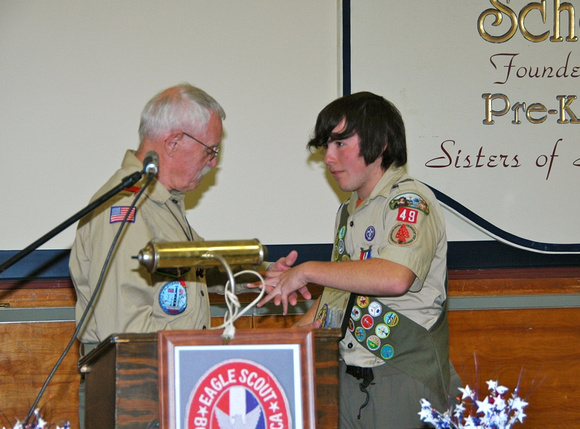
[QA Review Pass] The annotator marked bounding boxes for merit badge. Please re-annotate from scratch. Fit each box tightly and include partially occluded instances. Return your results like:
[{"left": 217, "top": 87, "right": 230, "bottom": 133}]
[
  {"left": 367, "top": 335, "right": 381, "bottom": 351},
  {"left": 368, "top": 301, "right": 382, "bottom": 317},
  {"left": 351, "top": 306, "right": 361, "bottom": 321},
  {"left": 375, "top": 323, "right": 390, "bottom": 339},
  {"left": 338, "top": 225, "right": 346, "bottom": 239},
  {"left": 337, "top": 239, "right": 345, "bottom": 255},
  {"left": 388, "top": 223, "right": 418, "bottom": 246},
  {"left": 365, "top": 225, "right": 375, "bottom": 241},
  {"left": 159, "top": 280, "right": 187, "bottom": 315},
  {"left": 384, "top": 311, "right": 399, "bottom": 327},
  {"left": 381, "top": 344, "right": 395, "bottom": 360},
  {"left": 186, "top": 359, "right": 291, "bottom": 429},
  {"left": 389, "top": 193, "right": 429, "bottom": 215},
  {"left": 361, "top": 314, "right": 374, "bottom": 330},
  {"left": 354, "top": 327, "right": 366, "bottom": 342},
  {"left": 109, "top": 206, "right": 136, "bottom": 223},
  {"left": 356, "top": 295, "right": 370, "bottom": 308}
]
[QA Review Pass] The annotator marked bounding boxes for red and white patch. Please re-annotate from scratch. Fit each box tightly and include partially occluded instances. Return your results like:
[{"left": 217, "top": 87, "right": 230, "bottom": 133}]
[
  {"left": 186, "top": 359, "right": 291, "bottom": 429},
  {"left": 396, "top": 207, "right": 419, "bottom": 224},
  {"left": 388, "top": 223, "right": 418, "bottom": 246}
]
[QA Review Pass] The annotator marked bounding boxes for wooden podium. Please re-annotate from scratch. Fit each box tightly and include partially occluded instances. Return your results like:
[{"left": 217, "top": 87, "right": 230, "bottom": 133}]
[{"left": 79, "top": 329, "right": 341, "bottom": 429}]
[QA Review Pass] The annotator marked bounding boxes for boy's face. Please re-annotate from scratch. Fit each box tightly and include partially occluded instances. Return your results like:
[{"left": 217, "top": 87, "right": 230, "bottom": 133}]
[{"left": 324, "top": 119, "right": 385, "bottom": 200}]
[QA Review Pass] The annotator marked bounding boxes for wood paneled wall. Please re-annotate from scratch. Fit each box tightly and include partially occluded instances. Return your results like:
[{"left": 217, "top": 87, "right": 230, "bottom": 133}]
[{"left": 0, "top": 267, "right": 578, "bottom": 428}]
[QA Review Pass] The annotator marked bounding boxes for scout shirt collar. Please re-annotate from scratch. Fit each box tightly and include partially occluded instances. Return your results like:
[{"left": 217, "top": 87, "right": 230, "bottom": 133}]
[
  {"left": 122, "top": 150, "right": 182, "bottom": 205},
  {"left": 347, "top": 166, "right": 407, "bottom": 214}
]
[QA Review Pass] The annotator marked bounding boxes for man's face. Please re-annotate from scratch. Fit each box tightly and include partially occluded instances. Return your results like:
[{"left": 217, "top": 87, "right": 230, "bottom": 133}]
[
  {"left": 165, "top": 111, "right": 223, "bottom": 193},
  {"left": 324, "top": 119, "right": 384, "bottom": 200}
]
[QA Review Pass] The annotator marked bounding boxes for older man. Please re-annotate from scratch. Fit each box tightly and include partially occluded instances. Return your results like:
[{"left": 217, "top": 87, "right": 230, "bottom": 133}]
[{"left": 70, "top": 84, "right": 225, "bottom": 348}]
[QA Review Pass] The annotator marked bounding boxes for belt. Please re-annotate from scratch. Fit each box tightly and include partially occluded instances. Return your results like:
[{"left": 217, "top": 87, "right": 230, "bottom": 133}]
[{"left": 346, "top": 365, "right": 374, "bottom": 386}]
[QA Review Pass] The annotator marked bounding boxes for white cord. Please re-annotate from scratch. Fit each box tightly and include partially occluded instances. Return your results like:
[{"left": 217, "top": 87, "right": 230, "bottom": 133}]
[{"left": 207, "top": 254, "right": 266, "bottom": 341}]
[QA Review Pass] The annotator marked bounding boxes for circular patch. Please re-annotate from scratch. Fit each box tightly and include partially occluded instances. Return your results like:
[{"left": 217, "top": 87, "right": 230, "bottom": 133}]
[
  {"left": 356, "top": 296, "right": 370, "bottom": 309},
  {"left": 159, "top": 280, "right": 187, "bottom": 315},
  {"left": 367, "top": 335, "right": 381, "bottom": 351},
  {"left": 351, "top": 306, "right": 361, "bottom": 321},
  {"left": 381, "top": 344, "right": 395, "bottom": 360},
  {"left": 375, "top": 323, "right": 390, "bottom": 339},
  {"left": 338, "top": 225, "right": 346, "bottom": 239},
  {"left": 354, "top": 327, "right": 366, "bottom": 342},
  {"left": 365, "top": 226, "right": 376, "bottom": 241},
  {"left": 361, "top": 314, "right": 374, "bottom": 330},
  {"left": 388, "top": 223, "right": 418, "bottom": 246},
  {"left": 368, "top": 301, "right": 382, "bottom": 317},
  {"left": 186, "top": 359, "right": 291, "bottom": 429},
  {"left": 384, "top": 312, "right": 399, "bottom": 327},
  {"left": 348, "top": 318, "right": 355, "bottom": 332},
  {"left": 337, "top": 239, "right": 345, "bottom": 255}
]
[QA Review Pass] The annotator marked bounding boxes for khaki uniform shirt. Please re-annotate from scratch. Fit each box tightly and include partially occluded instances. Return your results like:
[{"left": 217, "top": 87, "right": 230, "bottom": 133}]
[
  {"left": 69, "top": 150, "right": 210, "bottom": 344},
  {"left": 338, "top": 167, "right": 448, "bottom": 367}
]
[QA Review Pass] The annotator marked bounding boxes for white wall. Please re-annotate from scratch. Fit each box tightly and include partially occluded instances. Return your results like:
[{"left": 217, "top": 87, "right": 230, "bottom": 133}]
[
  {"left": 0, "top": 0, "right": 343, "bottom": 250},
  {"left": 350, "top": 1, "right": 580, "bottom": 248}
]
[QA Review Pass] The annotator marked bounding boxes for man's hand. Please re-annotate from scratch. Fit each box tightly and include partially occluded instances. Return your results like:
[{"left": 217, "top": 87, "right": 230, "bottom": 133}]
[
  {"left": 248, "top": 250, "right": 299, "bottom": 295},
  {"left": 257, "top": 263, "right": 312, "bottom": 315}
]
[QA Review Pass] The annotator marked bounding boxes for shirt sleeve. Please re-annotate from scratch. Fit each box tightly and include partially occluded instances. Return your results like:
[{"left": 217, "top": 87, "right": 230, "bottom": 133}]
[{"left": 376, "top": 188, "right": 442, "bottom": 290}]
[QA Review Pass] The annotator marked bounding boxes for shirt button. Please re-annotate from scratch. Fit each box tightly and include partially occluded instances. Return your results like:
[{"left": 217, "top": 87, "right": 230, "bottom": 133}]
[
  {"left": 348, "top": 343, "right": 354, "bottom": 349},
  {"left": 200, "top": 290, "right": 205, "bottom": 297},
  {"left": 350, "top": 221, "right": 354, "bottom": 227},
  {"left": 202, "top": 325, "right": 207, "bottom": 329}
]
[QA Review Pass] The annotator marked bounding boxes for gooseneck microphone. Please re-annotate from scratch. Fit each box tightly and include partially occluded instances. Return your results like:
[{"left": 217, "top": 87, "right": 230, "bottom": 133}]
[{"left": 142, "top": 151, "right": 159, "bottom": 176}]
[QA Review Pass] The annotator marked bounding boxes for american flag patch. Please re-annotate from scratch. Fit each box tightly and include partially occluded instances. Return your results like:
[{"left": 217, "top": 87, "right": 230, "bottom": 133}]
[{"left": 110, "top": 206, "right": 137, "bottom": 223}]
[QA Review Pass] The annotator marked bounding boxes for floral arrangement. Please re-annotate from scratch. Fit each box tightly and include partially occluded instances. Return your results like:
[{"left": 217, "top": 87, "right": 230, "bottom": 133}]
[
  {"left": 2, "top": 409, "right": 70, "bottom": 429},
  {"left": 419, "top": 380, "right": 528, "bottom": 428}
]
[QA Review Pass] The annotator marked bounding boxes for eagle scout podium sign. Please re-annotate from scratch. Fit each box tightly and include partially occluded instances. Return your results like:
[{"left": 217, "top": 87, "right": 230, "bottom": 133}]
[
  {"left": 158, "top": 329, "right": 317, "bottom": 429},
  {"left": 79, "top": 329, "right": 339, "bottom": 428}
]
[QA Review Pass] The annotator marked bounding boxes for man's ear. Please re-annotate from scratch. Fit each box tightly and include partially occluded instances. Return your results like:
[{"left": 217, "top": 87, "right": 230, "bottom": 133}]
[{"left": 164, "top": 131, "right": 182, "bottom": 156}]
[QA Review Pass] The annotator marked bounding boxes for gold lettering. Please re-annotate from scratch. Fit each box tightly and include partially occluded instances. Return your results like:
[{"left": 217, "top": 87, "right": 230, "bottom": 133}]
[
  {"left": 520, "top": 1, "right": 549, "bottom": 42},
  {"left": 482, "top": 93, "right": 510, "bottom": 124},
  {"left": 478, "top": 0, "right": 518, "bottom": 43},
  {"left": 479, "top": 0, "right": 578, "bottom": 43},
  {"left": 557, "top": 95, "right": 580, "bottom": 123},
  {"left": 526, "top": 103, "right": 548, "bottom": 123},
  {"left": 551, "top": 0, "right": 578, "bottom": 42}
]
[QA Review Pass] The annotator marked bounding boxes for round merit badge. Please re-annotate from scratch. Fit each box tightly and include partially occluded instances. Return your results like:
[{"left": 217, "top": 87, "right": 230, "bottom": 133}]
[
  {"left": 368, "top": 301, "right": 382, "bottom": 317},
  {"left": 159, "top": 280, "right": 187, "bottom": 315},
  {"left": 186, "top": 359, "right": 291, "bottom": 429}
]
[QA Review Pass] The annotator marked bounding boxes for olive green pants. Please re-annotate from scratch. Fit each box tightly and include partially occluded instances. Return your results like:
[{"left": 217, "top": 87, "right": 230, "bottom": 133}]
[{"left": 338, "top": 360, "right": 461, "bottom": 429}]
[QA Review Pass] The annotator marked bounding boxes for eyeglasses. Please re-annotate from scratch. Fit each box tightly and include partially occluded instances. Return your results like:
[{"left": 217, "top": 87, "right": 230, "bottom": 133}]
[{"left": 182, "top": 131, "right": 220, "bottom": 160}]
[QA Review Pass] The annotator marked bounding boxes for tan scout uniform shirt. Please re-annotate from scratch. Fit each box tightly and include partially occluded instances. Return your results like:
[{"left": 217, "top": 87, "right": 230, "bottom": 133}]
[
  {"left": 70, "top": 150, "right": 210, "bottom": 344},
  {"left": 338, "top": 167, "right": 448, "bottom": 368}
]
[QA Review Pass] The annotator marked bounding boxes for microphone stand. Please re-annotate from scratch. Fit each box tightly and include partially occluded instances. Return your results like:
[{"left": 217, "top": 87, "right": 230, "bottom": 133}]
[{"left": 0, "top": 171, "right": 143, "bottom": 275}]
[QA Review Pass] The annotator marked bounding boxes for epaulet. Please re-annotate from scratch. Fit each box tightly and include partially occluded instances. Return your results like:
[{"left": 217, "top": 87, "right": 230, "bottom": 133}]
[{"left": 390, "top": 177, "right": 415, "bottom": 192}]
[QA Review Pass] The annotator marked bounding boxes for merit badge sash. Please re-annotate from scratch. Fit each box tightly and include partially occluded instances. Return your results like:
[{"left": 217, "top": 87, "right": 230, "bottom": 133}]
[
  {"left": 314, "top": 203, "right": 355, "bottom": 335},
  {"left": 349, "top": 296, "right": 451, "bottom": 406}
]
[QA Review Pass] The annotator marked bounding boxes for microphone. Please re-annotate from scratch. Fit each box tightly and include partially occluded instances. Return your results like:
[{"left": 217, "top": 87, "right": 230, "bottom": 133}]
[
  {"left": 135, "top": 239, "right": 267, "bottom": 272},
  {"left": 142, "top": 151, "right": 159, "bottom": 176}
]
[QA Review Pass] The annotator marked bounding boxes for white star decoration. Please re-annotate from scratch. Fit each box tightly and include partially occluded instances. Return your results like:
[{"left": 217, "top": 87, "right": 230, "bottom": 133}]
[
  {"left": 2, "top": 409, "right": 70, "bottom": 429},
  {"left": 419, "top": 379, "right": 528, "bottom": 428}
]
